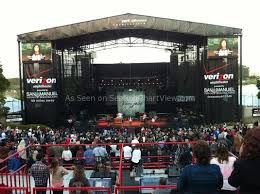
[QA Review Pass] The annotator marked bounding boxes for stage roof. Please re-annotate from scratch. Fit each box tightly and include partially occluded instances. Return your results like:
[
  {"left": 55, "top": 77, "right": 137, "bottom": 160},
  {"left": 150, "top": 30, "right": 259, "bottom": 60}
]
[{"left": 17, "top": 13, "right": 242, "bottom": 48}]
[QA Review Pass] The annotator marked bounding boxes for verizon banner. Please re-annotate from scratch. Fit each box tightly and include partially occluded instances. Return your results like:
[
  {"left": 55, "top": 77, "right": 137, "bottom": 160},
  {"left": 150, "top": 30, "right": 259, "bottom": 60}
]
[
  {"left": 24, "top": 63, "right": 58, "bottom": 103},
  {"left": 22, "top": 42, "right": 58, "bottom": 124},
  {"left": 203, "top": 58, "right": 237, "bottom": 99},
  {"left": 25, "top": 77, "right": 58, "bottom": 103}
]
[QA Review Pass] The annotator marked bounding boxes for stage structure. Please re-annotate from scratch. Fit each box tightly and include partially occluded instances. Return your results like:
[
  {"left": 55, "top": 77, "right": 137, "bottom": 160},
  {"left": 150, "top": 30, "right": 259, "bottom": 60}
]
[{"left": 17, "top": 14, "right": 242, "bottom": 125}]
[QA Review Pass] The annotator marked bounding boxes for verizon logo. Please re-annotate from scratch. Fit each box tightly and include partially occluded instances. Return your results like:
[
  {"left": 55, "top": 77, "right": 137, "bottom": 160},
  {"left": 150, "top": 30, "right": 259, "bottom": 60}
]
[
  {"left": 204, "top": 73, "right": 234, "bottom": 81},
  {"left": 26, "top": 77, "right": 56, "bottom": 85}
]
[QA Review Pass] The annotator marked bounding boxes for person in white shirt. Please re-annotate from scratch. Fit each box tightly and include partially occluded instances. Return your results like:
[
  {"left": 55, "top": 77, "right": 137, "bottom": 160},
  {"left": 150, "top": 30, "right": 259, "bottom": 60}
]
[
  {"left": 123, "top": 145, "right": 132, "bottom": 161},
  {"left": 62, "top": 147, "right": 73, "bottom": 165},
  {"left": 1, "top": 131, "right": 6, "bottom": 140},
  {"left": 131, "top": 137, "right": 139, "bottom": 147},
  {"left": 131, "top": 146, "right": 141, "bottom": 172},
  {"left": 210, "top": 141, "right": 237, "bottom": 194}
]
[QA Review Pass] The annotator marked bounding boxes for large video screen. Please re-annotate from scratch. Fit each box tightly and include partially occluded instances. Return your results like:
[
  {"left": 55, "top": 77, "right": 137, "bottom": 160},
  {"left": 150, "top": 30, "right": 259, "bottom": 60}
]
[
  {"left": 208, "top": 38, "right": 238, "bottom": 58},
  {"left": 117, "top": 89, "right": 145, "bottom": 116},
  {"left": 22, "top": 42, "right": 52, "bottom": 63}
]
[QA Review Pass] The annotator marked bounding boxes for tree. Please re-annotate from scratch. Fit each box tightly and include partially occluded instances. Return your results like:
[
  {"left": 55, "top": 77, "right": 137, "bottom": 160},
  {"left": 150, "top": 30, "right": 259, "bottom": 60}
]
[
  {"left": 242, "top": 65, "right": 249, "bottom": 80},
  {"left": 0, "top": 62, "right": 10, "bottom": 116},
  {"left": 257, "top": 79, "right": 260, "bottom": 99}
]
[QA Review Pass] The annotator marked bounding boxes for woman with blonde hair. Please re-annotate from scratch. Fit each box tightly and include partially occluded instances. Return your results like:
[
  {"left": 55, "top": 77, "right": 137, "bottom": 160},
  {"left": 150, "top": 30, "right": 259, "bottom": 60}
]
[
  {"left": 231, "top": 133, "right": 242, "bottom": 157},
  {"left": 50, "top": 159, "right": 69, "bottom": 194},
  {"left": 17, "top": 139, "right": 27, "bottom": 163}
]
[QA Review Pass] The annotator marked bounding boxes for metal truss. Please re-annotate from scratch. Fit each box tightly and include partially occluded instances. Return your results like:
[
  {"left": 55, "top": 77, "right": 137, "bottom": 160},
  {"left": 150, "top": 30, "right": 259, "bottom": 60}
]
[{"left": 79, "top": 37, "right": 185, "bottom": 52}]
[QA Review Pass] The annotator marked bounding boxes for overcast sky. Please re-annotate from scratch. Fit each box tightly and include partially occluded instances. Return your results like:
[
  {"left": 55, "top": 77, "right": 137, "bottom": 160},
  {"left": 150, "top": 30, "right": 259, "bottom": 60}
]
[{"left": 0, "top": 0, "right": 259, "bottom": 78}]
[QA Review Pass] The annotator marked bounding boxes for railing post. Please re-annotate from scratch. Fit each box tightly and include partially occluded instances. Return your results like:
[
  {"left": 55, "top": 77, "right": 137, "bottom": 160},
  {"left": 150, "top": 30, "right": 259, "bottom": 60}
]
[
  {"left": 26, "top": 187, "right": 29, "bottom": 194},
  {"left": 115, "top": 185, "right": 118, "bottom": 194}
]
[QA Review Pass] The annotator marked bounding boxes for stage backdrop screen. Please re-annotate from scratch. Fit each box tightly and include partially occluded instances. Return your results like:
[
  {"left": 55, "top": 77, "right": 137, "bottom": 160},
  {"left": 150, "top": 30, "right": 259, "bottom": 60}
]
[
  {"left": 117, "top": 89, "right": 145, "bottom": 116},
  {"left": 208, "top": 37, "right": 238, "bottom": 58},
  {"left": 22, "top": 42, "right": 52, "bottom": 63}
]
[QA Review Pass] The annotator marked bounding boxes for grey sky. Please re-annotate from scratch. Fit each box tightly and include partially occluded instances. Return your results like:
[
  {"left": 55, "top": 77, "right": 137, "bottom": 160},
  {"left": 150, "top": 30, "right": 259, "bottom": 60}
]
[{"left": 0, "top": 0, "right": 259, "bottom": 78}]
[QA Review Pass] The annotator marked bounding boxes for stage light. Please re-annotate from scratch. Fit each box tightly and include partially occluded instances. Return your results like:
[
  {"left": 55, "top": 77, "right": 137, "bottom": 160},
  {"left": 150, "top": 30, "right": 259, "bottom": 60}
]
[{"left": 128, "top": 89, "right": 133, "bottom": 92}]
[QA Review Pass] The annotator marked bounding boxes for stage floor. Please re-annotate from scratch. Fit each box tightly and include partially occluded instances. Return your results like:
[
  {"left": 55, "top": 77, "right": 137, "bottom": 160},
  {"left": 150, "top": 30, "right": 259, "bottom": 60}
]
[{"left": 97, "top": 119, "right": 167, "bottom": 128}]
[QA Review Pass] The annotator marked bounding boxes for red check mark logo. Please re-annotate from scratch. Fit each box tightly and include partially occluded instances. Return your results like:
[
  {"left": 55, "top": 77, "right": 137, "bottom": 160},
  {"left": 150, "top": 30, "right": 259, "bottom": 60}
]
[
  {"left": 26, "top": 68, "right": 53, "bottom": 78},
  {"left": 203, "top": 63, "right": 229, "bottom": 75}
]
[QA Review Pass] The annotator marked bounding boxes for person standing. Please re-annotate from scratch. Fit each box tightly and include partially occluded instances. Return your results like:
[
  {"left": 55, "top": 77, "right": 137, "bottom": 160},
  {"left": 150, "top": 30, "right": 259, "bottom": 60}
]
[
  {"left": 210, "top": 141, "right": 237, "bottom": 194},
  {"left": 62, "top": 147, "right": 73, "bottom": 165},
  {"left": 84, "top": 146, "right": 94, "bottom": 166},
  {"left": 123, "top": 144, "right": 132, "bottom": 162},
  {"left": 177, "top": 140, "right": 223, "bottom": 194},
  {"left": 228, "top": 128, "right": 260, "bottom": 194},
  {"left": 93, "top": 142, "right": 108, "bottom": 163},
  {"left": 69, "top": 164, "right": 92, "bottom": 194},
  {"left": 31, "top": 154, "right": 49, "bottom": 194},
  {"left": 130, "top": 145, "right": 141, "bottom": 175},
  {"left": 50, "top": 159, "right": 69, "bottom": 194}
]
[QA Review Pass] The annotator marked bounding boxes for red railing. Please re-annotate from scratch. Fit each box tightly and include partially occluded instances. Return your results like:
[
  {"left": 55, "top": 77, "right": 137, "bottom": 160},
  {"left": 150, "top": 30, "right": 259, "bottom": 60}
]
[
  {"left": 33, "top": 186, "right": 112, "bottom": 194},
  {"left": 0, "top": 140, "right": 205, "bottom": 193},
  {"left": 0, "top": 164, "right": 31, "bottom": 194},
  {"left": 0, "top": 145, "right": 30, "bottom": 168},
  {"left": 115, "top": 184, "right": 177, "bottom": 194},
  {"left": 0, "top": 186, "right": 29, "bottom": 194}
]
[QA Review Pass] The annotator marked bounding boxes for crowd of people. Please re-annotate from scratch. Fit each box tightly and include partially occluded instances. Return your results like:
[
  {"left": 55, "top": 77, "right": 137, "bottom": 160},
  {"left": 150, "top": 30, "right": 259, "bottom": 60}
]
[{"left": 0, "top": 122, "right": 260, "bottom": 194}]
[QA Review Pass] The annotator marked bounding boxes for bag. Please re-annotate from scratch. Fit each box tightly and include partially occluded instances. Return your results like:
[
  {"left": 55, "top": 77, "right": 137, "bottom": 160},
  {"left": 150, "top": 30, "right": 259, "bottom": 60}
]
[{"left": 130, "top": 170, "right": 136, "bottom": 177}]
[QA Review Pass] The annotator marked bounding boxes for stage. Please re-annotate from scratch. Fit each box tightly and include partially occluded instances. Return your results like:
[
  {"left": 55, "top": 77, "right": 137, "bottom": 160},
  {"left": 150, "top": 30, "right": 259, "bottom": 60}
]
[
  {"left": 18, "top": 14, "right": 241, "bottom": 125},
  {"left": 97, "top": 119, "right": 167, "bottom": 128}
]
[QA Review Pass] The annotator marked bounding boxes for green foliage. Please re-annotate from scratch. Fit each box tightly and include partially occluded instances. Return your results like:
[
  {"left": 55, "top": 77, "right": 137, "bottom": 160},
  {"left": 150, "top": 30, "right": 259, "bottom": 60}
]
[
  {"left": 242, "top": 65, "right": 249, "bottom": 80},
  {"left": 2, "top": 124, "right": 50, "bottom": 130},
  {"left": 5, "top": 78, "right": 20, "bottom": 99},
  {"left": 0, "top": 63, "right": 10, "bottom": 116},
  {"left": 257, "top": 91, "right": 260, "bottom": 99},
  {"left": 243, "top": 78, "right": 257, "bottom": 85},
  {"left": 257, "top": 80, "right": 260, "bottom": 89},
  {"left": 8, "top": 78, "right": 20, "bottom": 90}
]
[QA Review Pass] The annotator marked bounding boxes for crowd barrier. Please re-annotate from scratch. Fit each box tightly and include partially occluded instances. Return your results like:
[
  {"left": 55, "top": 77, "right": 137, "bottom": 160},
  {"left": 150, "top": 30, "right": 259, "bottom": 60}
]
[
  {"left": 0, "top": 186, "right": 28, "bottom": 194},
  {"left": 0, "top": 164, "right": 31, "bottom": 193},
  {"left": 114, "top": 185, "right": 177, "bottom": 194},
  {"left": 0, "top": 141, "right": 204, "bottom": 193},
  {"left": 33, "top": 186, "right": 111, "bottom": 194}
]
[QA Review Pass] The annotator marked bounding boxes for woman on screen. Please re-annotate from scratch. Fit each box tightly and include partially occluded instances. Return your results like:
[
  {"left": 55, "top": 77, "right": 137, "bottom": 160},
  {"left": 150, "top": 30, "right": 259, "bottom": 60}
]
[
  {"left": 27, "top": 43, "right": 45, "bottom": 61},
  {"left": 217, "top": 39, "right": 232, "bottom": 56}
]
